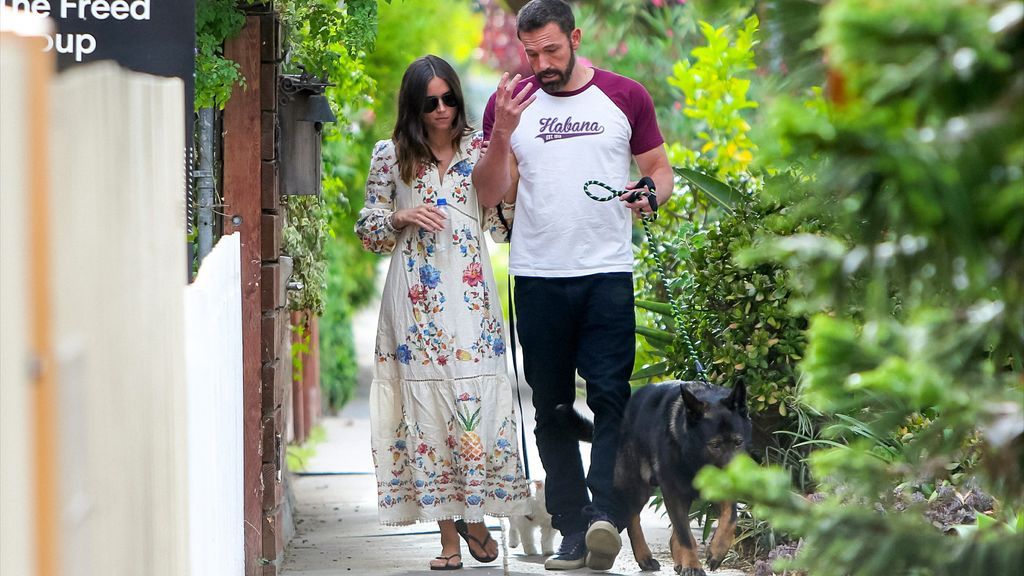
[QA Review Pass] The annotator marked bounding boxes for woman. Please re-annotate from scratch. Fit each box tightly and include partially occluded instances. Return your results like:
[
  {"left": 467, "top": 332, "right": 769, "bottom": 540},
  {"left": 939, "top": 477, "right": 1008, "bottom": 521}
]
[{"left": 355, "top": 55, "right": 527, "bottom": 571}]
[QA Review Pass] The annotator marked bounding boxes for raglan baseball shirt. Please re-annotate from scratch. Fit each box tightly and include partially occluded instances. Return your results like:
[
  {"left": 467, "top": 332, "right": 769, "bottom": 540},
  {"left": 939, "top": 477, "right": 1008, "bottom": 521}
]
[{"left": 483, "top": 67, "right": 664, "bottom": 277}]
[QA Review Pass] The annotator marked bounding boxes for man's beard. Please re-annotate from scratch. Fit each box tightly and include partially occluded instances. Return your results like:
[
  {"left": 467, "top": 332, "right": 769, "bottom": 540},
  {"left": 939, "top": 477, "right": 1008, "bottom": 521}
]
[{"left": 537, "top": 49, "right": 576, "bottom": 93}]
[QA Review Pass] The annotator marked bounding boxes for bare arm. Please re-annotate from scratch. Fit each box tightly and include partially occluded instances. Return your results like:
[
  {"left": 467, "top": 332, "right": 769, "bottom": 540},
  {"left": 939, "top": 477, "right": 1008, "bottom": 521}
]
[
  {"left": 619, "top": 145, "right": 674, "bottom": 217},
  {"left": 472, "top": 73, "right": 535, "bottom": 208}
]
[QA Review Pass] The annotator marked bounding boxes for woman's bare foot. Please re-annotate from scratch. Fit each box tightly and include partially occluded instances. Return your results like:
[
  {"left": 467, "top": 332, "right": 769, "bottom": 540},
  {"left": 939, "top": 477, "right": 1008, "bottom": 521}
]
[{"left": 430, "top": 520, "right": 464, "bottom": 569}]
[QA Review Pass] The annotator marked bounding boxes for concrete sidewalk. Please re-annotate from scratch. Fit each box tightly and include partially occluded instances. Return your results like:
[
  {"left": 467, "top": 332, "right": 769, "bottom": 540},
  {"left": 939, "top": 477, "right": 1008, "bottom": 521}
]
[{"left": 279, "top": 297, "right": 749, "bottom": 576}]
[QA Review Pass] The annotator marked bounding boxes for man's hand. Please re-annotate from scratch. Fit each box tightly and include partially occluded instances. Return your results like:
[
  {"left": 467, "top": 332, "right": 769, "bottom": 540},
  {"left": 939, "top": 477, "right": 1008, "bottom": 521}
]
[
  {"left": 473, "top": 73, "right": 533, "bottom": 208},
  {"left": 491, "top": 73, "right": 536, "bottom": 138},
  {"left": 619, "top": 180, "right": 658, "bottom": 219}
]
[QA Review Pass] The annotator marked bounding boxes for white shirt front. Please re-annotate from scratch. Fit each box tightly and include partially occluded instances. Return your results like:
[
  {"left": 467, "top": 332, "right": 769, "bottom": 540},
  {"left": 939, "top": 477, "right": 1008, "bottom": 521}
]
[{"left": 484, "top": 68, "right": 664, "bottom": 277}]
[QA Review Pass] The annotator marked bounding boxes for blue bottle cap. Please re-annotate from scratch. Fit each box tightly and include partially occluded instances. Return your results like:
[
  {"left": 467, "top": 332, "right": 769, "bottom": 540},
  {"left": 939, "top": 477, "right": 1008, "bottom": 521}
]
[{"left": 436, "top": 198, "right": 448, "bottom": 206}]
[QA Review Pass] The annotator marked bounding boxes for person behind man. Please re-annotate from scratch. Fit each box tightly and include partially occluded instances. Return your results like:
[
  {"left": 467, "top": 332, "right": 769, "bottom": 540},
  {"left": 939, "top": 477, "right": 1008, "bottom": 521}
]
[{"left": 472, "top": 0, "right": 673, "bottom": 571}]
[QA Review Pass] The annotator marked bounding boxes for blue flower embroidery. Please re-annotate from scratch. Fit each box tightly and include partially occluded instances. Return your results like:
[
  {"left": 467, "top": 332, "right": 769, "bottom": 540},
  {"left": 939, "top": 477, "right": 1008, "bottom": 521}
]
[
  {"left": 415, "top": 479, "right": 425, "bottom": 488},
  {"left": 420, "top": 265, "right": 441, "bottom": 288},
  {"left": 421, "top": 494, "right": 436, "bottom": 505},
  {"left": 467, "top": 495, "right": 482, "bottom": 506},
  {"left": 396, "top": 344, "right": 413, "bottom": 364},
  {"left": 496, "top": 438, "right": 511, "bottom": 450},
  {"left": 502, "top": 474, "right": 516, "bottom": 483},
  {"left": 390, "top": 478, "right": 401, "bottom": 486},
  {"left": 395, "top": 440, "right": 407, "bottom": 450},
  {"left": 451, "top": 159, "right": 473, "bottom": 177},
  {"left": 494, "top": 488, "right": 508, "bottom": 499},
  {"left": 494, "top": 339, "right": 506, "bottom": 356}
]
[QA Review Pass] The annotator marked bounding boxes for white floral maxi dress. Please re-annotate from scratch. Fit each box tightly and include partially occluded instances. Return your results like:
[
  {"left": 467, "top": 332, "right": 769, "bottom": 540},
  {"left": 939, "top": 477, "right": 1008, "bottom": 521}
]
[{"left": 355, "top": 134, "right": 530, "bottom": 526}]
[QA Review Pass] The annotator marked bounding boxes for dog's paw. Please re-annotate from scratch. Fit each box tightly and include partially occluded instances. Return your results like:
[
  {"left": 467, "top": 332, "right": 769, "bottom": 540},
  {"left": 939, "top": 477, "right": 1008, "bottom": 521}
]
[
  {"left": 674, "top": 566, "right": 706, "bottom": 576},
  {"left": 636, "top": 555, "right": 660, "bottom": 571},
  {"left": 706, "top": 548, "right": 727, "bottom": 571}
]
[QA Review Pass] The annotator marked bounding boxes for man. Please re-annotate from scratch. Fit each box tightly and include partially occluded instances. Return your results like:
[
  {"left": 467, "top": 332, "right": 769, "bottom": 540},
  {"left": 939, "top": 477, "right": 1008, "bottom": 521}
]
[{"left": 473, "top": 0, "right": 673, "bottom": 570}]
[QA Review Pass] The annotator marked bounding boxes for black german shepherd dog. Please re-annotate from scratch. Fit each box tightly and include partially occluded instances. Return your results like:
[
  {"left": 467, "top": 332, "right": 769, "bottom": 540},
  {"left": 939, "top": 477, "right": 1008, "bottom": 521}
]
[{"left": 559, "top": 380, "right": 751, "bottom": 575}]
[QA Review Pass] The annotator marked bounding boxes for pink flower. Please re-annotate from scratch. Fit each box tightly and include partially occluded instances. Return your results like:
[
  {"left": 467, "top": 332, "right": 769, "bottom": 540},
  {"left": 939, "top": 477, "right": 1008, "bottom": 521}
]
[
  {"left": 462, "top": 262, "right": 484, "bottom": 286},
  {"left": 437, "top": 355, "right": 449, "bottom": 366},
  {"left": 459, "top": 392, "right": 471, "bottom": 401},
  {"left": 651, "top": 0, "right": 664, "bottom": 6},
  {"left": 417, "top": 443, "right": 428, "bottom": 454},
  {"left": 408, "top": 284, "right": 428, "bottom": 304}
]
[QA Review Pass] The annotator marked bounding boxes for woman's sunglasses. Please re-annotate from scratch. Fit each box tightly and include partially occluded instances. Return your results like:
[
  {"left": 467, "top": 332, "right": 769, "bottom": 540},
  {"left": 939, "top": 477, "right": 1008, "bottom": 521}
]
[{"left": 424, "top": 91, "right": 459, "bottom": 113}]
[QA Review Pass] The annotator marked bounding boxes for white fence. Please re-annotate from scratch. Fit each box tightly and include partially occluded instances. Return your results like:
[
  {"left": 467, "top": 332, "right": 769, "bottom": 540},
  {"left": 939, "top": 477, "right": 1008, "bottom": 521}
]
[
  {"left": 185, "top": 233, "right": 244, "bottom": 576},
  {"left": 49, "top": 62, "right": 190, "bottom": 576},
  {"left": 1, "top": 22, "right": 246, "bottom": 575},
  {"left": 0, "top": 16, "right": 42, "bottom": 576}
]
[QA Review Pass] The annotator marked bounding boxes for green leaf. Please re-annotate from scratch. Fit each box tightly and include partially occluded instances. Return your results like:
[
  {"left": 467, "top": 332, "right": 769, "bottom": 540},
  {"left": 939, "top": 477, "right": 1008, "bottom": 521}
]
[
  {"left": 636, "top": 325, "right": 675, "bottom": 345},
  {"left": 635, "top": 299, "right": 675, "bottom": 316},
  {"left": 630, "top": 361, "right": 672, "bottom": 381},
  {"left": 674, "top": 167, "right": 745, "bottom": 213}
]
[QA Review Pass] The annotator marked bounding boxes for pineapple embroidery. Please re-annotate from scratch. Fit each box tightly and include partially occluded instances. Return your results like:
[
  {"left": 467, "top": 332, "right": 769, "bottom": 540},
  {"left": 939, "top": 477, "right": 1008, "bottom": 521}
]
[{"left": 456, "top": 395, "right": 484, "bottom": 462}]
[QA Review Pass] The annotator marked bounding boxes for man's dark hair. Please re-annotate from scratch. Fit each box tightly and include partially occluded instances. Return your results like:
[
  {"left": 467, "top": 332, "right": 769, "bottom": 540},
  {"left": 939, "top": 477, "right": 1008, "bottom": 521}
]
[{"left": 516, "top": 0, "right": 575, "bottom": 37}]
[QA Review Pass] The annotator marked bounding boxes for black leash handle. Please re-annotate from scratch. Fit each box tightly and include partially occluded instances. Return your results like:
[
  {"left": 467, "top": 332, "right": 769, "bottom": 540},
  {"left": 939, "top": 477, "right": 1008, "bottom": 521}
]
[{"left": 627, "top": 176, "right": 659, "bottom": 214}]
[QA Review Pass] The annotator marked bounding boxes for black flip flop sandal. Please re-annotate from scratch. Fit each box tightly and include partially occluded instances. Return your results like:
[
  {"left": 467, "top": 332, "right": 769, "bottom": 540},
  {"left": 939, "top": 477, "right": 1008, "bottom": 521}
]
[
  {"left": 453, "top": 519, "right": 499, "bottom": 563},
  {"left": 430, "top": 553, "right": 463, "bottom": 571}
]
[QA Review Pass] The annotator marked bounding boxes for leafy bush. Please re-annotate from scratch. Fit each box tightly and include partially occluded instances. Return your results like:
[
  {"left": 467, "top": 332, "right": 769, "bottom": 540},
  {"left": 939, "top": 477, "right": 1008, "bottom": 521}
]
[
  {"left": 631, "top": 17, "right": 815, "bottom": 464},
  {"left": 696, "top": 0, "right": 1024, "bottom": 574}
]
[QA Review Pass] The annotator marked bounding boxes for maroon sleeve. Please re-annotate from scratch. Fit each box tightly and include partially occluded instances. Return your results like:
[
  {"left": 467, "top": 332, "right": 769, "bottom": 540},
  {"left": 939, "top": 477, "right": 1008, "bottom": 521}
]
[
  {"left": 594, "top": 69, "right": 665, "bottom": 156},
  {"left": 627, "top": 82, "right": 664, "bottom": 155},
  {"left": 482, "top": 92, "right": 498, "bottom": 140}
]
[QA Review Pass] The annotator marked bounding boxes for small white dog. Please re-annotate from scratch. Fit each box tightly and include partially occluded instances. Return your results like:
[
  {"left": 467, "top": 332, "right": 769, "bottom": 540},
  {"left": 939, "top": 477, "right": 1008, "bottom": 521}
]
[{"left": 509, "top": 480, "right": 556, "bottom": 556}]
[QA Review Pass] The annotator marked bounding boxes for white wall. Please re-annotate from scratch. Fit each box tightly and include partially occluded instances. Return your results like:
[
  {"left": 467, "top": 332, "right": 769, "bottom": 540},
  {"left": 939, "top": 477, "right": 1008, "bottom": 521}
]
[{"left": 185, "top": 233, "right": 244, "bottom": 576}]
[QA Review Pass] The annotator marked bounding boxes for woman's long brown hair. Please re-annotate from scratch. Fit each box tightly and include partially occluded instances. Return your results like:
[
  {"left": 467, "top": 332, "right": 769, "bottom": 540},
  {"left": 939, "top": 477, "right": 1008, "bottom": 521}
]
[{"left": 393, "top": 55, "right": 473, "bottom": 184}]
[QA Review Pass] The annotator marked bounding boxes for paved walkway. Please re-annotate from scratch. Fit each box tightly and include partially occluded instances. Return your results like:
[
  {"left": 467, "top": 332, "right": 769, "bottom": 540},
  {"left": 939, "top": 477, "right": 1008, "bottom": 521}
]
[{"left": 279, "top": 295, "right": 748, "bottom": 576}]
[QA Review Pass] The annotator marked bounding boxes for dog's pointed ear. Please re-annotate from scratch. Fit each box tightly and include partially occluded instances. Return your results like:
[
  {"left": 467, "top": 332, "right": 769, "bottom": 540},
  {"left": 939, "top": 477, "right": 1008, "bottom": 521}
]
[
  {"left": 723, "top": 378, "right": 748, "bottom": 416},
  {"left": 680, "top": 385, "right": 708, "bottom": 419}
]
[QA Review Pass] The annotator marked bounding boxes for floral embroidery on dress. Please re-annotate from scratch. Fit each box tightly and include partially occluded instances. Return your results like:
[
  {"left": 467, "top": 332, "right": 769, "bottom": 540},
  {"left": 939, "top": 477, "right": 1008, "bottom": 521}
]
[
  {"left": 373, "top": 400, "right": 529, "bottom": 520},
  {"left": 365, "top": 132, "right": 529, "bottom": 526},
  {"left": 355, "top": 141, "right": 400, "bottom": 254}
]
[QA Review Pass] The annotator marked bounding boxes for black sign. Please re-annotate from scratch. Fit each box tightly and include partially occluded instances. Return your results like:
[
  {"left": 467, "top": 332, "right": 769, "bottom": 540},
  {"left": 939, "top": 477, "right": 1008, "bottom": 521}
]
[{"left": 4, "top": 0, "right": 196, "bottom": 160}]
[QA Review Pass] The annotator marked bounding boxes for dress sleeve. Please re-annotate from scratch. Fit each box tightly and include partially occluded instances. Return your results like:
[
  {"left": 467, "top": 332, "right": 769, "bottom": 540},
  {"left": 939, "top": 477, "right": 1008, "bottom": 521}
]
[
  {"left": 483, "top": 202, "right": 514, "bottom": 243},
  {"left": 355, "top": 140, "right": 399, "bottom": 254}
]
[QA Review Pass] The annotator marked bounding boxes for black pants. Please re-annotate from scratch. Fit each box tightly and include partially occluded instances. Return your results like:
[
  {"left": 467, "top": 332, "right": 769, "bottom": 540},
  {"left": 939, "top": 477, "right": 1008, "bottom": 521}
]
[{"left": 514, "top": 272, "right": 635, "bottom": 535}]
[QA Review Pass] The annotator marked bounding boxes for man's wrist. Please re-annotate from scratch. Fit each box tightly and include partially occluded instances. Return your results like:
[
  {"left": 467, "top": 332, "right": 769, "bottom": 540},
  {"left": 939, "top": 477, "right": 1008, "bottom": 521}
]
[{"left": 488, "top": 127, "right": 513, "bottom": 143}]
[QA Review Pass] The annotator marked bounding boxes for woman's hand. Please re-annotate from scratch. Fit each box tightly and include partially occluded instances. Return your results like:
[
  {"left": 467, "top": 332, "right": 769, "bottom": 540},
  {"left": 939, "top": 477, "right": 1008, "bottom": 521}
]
[{"left": 392, "top": 205, "right": 447, "bottom": 232}]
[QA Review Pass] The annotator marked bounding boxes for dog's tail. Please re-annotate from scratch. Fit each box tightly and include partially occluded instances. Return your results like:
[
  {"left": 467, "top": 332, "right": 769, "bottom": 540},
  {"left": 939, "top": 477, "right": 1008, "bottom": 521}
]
[{"left": 554, "top": 404, "right": 594, "bottom": 443}]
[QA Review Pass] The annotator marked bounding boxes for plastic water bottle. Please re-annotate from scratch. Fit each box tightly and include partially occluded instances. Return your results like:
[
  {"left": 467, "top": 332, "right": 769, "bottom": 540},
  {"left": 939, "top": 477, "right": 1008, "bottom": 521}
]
[{"left": 435, "top": 198, "right": 450, "bottom": 254}]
